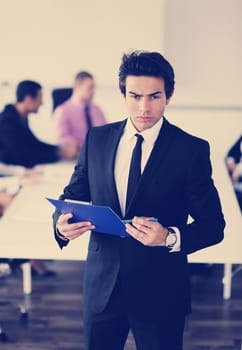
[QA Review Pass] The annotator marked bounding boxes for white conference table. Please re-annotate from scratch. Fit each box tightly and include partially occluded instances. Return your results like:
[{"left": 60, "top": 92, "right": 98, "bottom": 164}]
[
  {"left": 0, "top": 160, "right": 241, "bottom": 299},
  {"left": 0, "top": 162, "right": 91, "bottom": 294}
]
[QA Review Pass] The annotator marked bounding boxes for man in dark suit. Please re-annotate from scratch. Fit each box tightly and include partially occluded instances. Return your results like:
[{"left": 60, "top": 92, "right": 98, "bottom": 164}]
[
  {"left": 0, "top": 80, "right": 60, "bottom": 168},
  {"left": 53, "top": 51, "right": 225, "bottom": 350},
  {"left": 226, "top": 134, "right": 242, "bottom": 210}
]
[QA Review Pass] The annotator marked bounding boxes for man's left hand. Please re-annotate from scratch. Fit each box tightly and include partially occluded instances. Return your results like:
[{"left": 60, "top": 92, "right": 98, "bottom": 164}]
[{"left": 125, "top": 216, "right": 169, "bottom": 246}]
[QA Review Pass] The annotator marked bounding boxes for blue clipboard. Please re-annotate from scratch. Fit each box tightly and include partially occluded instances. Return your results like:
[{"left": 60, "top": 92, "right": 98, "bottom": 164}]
[{"left": 47, "top": 198, "right": 129, "bottom": 237}]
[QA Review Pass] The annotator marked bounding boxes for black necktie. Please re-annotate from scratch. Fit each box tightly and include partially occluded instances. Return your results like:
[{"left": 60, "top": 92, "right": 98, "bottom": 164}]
[
  {"left": 84, "top": 104, "right": 92, "bottom": 130},
  {"left": 126, "top": 133, "right": 144, "bottom": 211}
]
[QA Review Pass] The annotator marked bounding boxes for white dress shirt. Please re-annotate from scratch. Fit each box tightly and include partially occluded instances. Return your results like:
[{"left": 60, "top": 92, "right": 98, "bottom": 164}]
[
  {"left": 114, "top": 117, "right": 180, "bottom": 252},
  {"left": 115, "top": 117, "right": 163, "bottom": 215}
]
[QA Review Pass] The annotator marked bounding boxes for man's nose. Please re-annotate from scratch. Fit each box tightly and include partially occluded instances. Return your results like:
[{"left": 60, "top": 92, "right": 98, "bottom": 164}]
[{"left": 139, "top": 98, "right": 150, "bottom": 114}]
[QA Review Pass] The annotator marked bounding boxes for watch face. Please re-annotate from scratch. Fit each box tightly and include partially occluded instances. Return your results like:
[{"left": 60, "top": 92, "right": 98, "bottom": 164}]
[{"left": 166, "top": 233, "right": 177, "bottom": 247}]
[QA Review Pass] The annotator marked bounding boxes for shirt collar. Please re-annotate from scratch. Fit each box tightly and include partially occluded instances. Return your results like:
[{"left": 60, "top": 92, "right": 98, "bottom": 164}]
[
  {"left": 70, "top": 97, "right": 92, "bottom": 107},
  {"left": 124, "top": 116, "right": 164, "bottom": 145}
]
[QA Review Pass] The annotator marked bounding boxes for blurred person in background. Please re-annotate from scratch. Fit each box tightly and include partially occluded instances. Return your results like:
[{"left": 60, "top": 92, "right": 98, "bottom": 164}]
[
  {"left": 226, "top": 134, "right": 242, "bottom": 210},
  {"left": 54, "top": 71, "right": 107, "bottom": 159},
  {"left": 0, "top": 81, "right": 61, "bottom": 277},
  {"left": 0, "top": 80, "right": 60, "bottom": 168}
]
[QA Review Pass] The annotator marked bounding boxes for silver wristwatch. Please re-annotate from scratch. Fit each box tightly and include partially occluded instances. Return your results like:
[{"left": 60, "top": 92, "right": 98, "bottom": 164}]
[{"left": 165, "top": 227, "right": 177, "bottom": 249}]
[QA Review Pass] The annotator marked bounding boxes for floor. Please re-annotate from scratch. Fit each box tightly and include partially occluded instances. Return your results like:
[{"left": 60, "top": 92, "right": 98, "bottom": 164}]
[{"left": 0, "top": 261, "right": 242, "bottom": 350}]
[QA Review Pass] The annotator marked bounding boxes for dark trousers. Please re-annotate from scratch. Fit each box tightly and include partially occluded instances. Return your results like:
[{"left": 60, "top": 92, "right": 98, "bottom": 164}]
[{"left": 84, "top": 277, "right": 186, "bottom": 350}]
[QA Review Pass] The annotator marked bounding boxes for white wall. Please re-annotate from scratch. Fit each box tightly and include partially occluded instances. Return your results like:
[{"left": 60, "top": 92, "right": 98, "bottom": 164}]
[
  {"left": 0, "top": 1, "right": 241, "bottom": 144},
  {"left": 0, "top": 0, "right": 165, "bottom": 120},
  {"left": 163, "top": 0, "right": 242, "bottom": 107}
]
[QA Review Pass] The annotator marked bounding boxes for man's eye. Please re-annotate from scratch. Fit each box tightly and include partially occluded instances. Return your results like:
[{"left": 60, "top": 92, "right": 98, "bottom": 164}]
[
  {"left": 132, "top": 95, "right": 141, "bottom": 100},
  {"left": 151, "top": 95, "right": 160, "bottom": 100}
]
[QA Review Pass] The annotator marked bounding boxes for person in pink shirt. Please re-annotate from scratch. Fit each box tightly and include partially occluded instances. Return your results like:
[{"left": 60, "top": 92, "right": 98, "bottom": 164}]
[{"left": 54, "top": 71, "right": 107, "bottom": 159}]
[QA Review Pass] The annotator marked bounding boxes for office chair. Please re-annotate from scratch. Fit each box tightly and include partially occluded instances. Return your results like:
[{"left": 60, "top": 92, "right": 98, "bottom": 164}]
[{"left": 51, "top": 87, "right": 72, "bottom": 111}]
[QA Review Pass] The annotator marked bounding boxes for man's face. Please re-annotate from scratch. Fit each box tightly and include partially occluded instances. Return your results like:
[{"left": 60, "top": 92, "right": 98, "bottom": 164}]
[
  {"left": 27, "top": 89, "right": 43, "bottom": 113},
  {"left": 76, "top": 78, "right": 95, "bottom": 102},
  {"left": 124, "top": 76, "right": 171, "bottom": 132}
]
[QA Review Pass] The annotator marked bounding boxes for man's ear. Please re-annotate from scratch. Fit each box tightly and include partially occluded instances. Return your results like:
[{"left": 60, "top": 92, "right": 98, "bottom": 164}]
[{"left": 24, "top": 95, "right": 32, "bottom": 104}]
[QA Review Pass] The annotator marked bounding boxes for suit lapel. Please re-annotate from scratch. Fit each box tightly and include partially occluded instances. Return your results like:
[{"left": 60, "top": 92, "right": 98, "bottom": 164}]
[
  {"left": 125, "top": 118, "right": 174, "bottom": 216},
  {"left": 142, "top": 118, "right": 173, "bottom": 179},
  {"left": 104, "top": 120, "right": 127, "bottom": 218}
]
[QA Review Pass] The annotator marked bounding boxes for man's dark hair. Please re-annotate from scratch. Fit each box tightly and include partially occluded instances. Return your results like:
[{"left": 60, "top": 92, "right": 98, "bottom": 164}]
[
  {"left": 75, "top": 71, "right": 93, "bottom": 83},
  {"left": 16, "top": 80, "right": 42, "bottom": 102},
  {"left": 119, "top": 50, "right": 175, "bottom": 98}
]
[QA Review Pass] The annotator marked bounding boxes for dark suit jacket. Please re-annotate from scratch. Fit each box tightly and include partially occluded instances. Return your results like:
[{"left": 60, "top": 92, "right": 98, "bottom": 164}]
[
  {"left": 0, "top": 104, "right": 60, "bottom": 167},
  {"left": 53, "top": 118, "right": 225, "bottom": 318}
]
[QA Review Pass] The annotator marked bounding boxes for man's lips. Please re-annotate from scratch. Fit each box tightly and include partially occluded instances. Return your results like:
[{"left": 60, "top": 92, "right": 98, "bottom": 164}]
[{"left": 137, "top": 116, "right": 152, "bottom": 121}]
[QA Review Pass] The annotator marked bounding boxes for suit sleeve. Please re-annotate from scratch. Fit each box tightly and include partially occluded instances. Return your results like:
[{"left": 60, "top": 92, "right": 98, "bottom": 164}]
[
  {"left": 0, "top": 118, "right": 59, "bottom": 167},
  {"left": 179, "top": 141, "right": 225, "bottom": 255},
  {"left": 53, "top": 135, "right": 91, "bottom": 249}
]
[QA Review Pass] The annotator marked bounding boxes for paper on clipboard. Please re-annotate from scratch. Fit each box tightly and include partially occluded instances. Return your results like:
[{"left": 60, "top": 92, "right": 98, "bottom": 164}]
[{"left": 47, "top": 197, "right": 129, "bottom": 237}]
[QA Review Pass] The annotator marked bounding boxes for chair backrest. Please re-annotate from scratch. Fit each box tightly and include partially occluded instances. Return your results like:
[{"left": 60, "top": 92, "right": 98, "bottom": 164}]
[{"left": 51, "top": 88, "right": 73, "bottom": 111}]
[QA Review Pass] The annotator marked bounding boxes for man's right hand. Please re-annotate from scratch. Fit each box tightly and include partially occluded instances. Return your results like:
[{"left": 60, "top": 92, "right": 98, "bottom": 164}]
[
  {"left": 60, "top": 142, "right": 80, "bottom": 160},
  {"left": 56, "top": 213, "right": 95, "bottom": 241}
]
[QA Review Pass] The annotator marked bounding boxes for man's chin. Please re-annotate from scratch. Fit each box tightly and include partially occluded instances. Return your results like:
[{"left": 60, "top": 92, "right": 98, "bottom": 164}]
[{"left": 135, "top": 119, "right": 154, "bottom": 131}]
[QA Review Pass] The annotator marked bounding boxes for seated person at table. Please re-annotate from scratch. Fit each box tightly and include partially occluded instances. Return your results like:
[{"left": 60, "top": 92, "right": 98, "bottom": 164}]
[
  {"left": 0, "top": 80, "right": 60, "bottom": 168},
  {"left": 54, "top": 71, "right": 107, "bottom": 159},
  {"left": 0, "top": 164, "right": 56, "bottom": 277},
  {"left": 226, "top": 134, "right": 242, "bottom": 210}
]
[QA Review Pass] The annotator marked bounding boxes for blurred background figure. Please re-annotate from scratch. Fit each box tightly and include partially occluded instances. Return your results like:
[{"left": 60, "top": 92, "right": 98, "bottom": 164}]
[
  {"left": 0, "top": 94, "right": 60, "bottom": 277},
  {"left": 226, "top": 134, "right": 242, "bottom": 211},
  {"left": 0, "top": 80, "right": 60, "bottom": 168},
  {"left": 54, "top": 71, "right": 107, "bottom": 159}
]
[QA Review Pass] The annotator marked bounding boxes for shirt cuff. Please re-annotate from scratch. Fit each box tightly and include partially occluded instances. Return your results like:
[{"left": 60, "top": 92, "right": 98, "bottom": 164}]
[
  {"left": 55, "top": 227, "right": 69, "bottom": 242},
  {"left": 169, "top": 226, "right": 181, "bottom": 253},
  {"left": 237, "top": 162, "right": 242, "bottom": 174}
]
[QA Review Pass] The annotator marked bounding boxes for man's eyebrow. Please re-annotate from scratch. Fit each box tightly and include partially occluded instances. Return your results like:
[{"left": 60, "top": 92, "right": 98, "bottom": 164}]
[
  {"left": 128, "top": 91, "right": 142, "bottom": 96},
  {"left": 128, "top": 91, "right": 162, "bottom": 96},
  {"left": 148, "top": 91, "right": 162, "bottom": 96}
]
